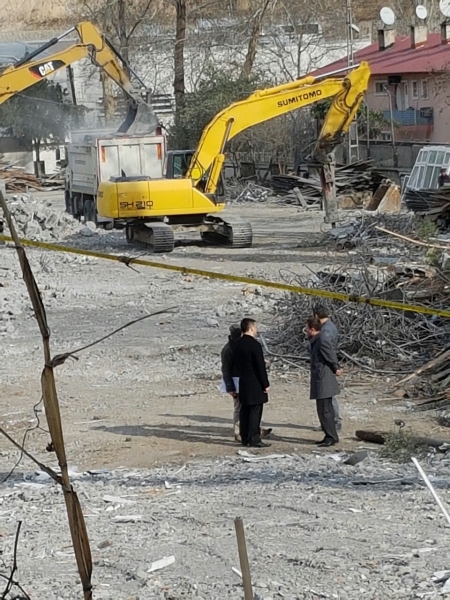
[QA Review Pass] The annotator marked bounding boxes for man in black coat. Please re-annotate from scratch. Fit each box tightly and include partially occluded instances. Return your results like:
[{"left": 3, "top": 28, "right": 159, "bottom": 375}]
[
  {"left": 306, "top": 316, "right": 342, "bottom": 447},
  {"left": 234, "top": 318, "right": 271, "bottom": 448},
  {"left": 221, "top": 324, "right": 273, "bottom": 443}
]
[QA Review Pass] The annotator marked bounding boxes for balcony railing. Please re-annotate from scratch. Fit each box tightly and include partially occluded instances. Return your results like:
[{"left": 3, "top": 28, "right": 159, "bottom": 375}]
[{"left": 382, "top": 108, "right": 434, "bottom": 126}]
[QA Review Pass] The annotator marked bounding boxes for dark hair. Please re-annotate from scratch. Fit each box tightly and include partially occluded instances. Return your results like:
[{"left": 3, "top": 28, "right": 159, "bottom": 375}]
[
  {"left": 241, "top": 318, "right": 256, "bottom": 333},
  {"left": 313, "top": 304, "right": 328, "bottom": 319},
  {"left": 229, "top": 325, "right": 241, "bottom": 341},
  {"left": 307, "top": 316, "right": 321, "bottom": 331}
]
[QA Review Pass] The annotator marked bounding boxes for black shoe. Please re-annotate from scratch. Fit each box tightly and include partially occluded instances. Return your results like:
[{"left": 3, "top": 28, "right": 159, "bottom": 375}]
[
  {"left": 249, "top": 441, "right": 271, "bottom": 448},
  {"left": 317, "top": 440, "right": 337, "bottom": 447},
  {"left": 315, "top": 438, "right": 327, "bottom": 445}
]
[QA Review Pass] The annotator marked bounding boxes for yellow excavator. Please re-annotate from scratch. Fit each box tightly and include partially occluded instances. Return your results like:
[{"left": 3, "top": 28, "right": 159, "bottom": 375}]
[
  {"left": 97, "top": 62, "right": 371, "bottom": 253},
  {"left": 0, "top": 21, "right": 158, "bottom": 136}
]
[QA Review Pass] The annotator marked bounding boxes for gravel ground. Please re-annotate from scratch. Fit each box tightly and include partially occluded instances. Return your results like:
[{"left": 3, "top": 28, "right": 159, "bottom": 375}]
[
  {"left": 2, "top": 451, "right": 450, "bottom": 599},
  {"left": 2, "top": 195, "right": 450, "bottom": 598}
]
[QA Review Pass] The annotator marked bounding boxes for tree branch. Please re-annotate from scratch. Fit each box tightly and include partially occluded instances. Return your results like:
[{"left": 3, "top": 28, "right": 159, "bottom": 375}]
[
  {"left": 127, "top": 0, "right": 154, "bottom": 40},
  {"left": 0, "top": 521, "right": 30, "bottom": 600}
]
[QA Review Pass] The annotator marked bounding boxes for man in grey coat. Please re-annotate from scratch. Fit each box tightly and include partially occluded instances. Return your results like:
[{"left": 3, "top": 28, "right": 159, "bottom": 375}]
[
  {"left": 313, "top": 305, "right": 342, "bottom": 431},
  {"left": 306, "top": 316, "right": 342, "bottom": 447}
]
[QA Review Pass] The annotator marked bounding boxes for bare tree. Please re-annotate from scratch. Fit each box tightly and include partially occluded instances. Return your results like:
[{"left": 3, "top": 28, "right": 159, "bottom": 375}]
[
  {"left": 173, "top": 0, "right": 187, "bottom": 115},
  {"left": 241, "top": 0, "right": 273, "bottom": 77}
]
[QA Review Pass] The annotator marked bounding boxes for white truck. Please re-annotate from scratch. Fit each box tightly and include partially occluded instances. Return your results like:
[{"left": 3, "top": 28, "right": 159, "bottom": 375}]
[{"left": 64, "top": 128, "right": 167, "bottom": 228}]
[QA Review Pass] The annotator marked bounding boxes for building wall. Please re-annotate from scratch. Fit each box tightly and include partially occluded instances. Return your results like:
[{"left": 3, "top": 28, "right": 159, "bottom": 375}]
[{"left": 364, "top": 74, "right": 448, "bottom": 143}]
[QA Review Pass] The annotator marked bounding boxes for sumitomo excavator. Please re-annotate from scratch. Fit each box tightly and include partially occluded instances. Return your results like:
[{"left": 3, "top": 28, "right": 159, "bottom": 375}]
[
  {"left": 0, "top": 21, "right": 158, "bottom": 136},
  {"left": 96, "top": 62, "right": 371, "bottom": 253}
]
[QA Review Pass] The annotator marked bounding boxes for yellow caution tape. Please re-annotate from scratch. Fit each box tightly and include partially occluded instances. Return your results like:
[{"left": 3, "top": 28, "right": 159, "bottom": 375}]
[{"left": 1, "top": 233, "right": 450, "bottom": 319}]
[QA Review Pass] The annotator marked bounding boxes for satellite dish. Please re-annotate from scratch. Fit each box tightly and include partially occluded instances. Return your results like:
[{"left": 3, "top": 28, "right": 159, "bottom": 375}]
[
  {"left": 440, "top": 0, "right": 450, "bottom": 17},
  {"left": 380, "top": 6, "right": 396, "bottom": 26},
  {"left": 415, "top": 4, "right": 428, "bottom": 19}
]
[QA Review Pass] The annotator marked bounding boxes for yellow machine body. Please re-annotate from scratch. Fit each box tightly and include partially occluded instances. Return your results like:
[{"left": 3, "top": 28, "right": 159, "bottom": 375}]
[
  {"left": 97, "top": 62, "right": 371, "bottom": 224},
  {"left": 97, "top": 178, "right": 225, "bottom": 220}
]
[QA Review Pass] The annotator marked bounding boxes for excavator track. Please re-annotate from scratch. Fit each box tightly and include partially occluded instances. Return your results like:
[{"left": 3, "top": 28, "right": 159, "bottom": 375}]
[
  {"left": 225, "top": 219, "right": 253, "bottom": 248},
  {"left": 201, "top": 218, "right": 253, "bottom": 248},
  {"left": 126, "top": 222, "right": 175, "bottom": 253}
]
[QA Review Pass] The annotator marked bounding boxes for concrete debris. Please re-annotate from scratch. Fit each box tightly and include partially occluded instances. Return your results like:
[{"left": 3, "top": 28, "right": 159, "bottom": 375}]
[
  {"left": 103, "top": 495, "right": 136, "bottom": 505},
  {"left": 237, "top": 449, "right": 290, "bottom": 462},
  {"left": 112, "top": 515, "right": 142, "bottom": 523},
  {"left": 228, "top": 181, "right": 274, "bottom": 204},
  {"left": 147, "top": 555, "right": 176, "bottom": 573},
  {"left": 2, "top": 454, "right": 450, "bottom": 598},
  {"left": 367, "top": 183, "right": 401, "bottom": 214},
  {"left": 4, "top": 194, "right": 84, "bottom": 242}
]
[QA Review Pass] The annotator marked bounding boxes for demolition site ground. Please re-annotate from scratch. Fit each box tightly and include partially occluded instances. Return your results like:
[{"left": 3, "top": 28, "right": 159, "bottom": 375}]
[
  {"left": 3, "top": 197, "right": 450, "bottom": 599},
  {"left": 0, "top": 198, "right": 444, "bottom": 470}
]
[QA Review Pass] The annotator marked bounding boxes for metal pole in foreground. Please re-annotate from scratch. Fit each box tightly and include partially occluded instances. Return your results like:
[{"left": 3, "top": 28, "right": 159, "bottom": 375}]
[
  {"left": 412, "top": 457, "right": 450, "bottom": 525},
  {"left": 234, "top": 517, "right": 254, "bottom": 600}
]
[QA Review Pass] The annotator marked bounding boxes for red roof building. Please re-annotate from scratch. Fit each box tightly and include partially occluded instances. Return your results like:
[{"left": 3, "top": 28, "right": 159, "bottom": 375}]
[{"left": 312, "top": 25, "right": 450, "bottom": 143}]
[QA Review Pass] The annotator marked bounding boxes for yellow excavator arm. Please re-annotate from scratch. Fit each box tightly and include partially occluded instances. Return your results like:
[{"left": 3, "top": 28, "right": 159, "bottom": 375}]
[
  {"left": 186, "top": 62, "right": 371, "bottom": 196},
  {"left": 0, "top": 21, "right": 158, "bottom": 135}
]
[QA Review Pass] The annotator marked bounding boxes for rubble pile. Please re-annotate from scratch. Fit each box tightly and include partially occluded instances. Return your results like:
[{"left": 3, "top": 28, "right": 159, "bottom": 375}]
[
  {"left": 397, "top": 346, "right": 450, "bottom": 413},
  {"left": 227, "top": 180, "right": 275, "bottom": 204},
  {"left": 3, "top": 453, "right": 450, "bottom": 598},
  {"left": 270, "top": 213, "right": 450, "bottom": 380},
  {"left": 271, "top": 267, "right": 450, "bottom": 372},
  {"left": 270, "top": 160, "right": 387, "bottom": 206},
  {"left": 3, "top": 195, "right": 84, "bottom": 242},
  {"left": 0, "top": 159, "right": 64, "bottom": 192},
  {"left": 403, "top": 186, "right": 450, "bottom": 223}
]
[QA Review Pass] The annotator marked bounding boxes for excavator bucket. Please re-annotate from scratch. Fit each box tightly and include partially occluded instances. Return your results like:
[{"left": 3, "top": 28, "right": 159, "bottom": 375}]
[{"left": 118, "top": 101, "right": 159, "bottom": 136}]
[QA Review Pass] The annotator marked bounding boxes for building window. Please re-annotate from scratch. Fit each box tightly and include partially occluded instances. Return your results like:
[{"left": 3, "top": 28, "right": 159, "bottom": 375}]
[
  {"left": 412, "top": 80, "right": 419, "bottom": 100},
  {"left": 375, "top": 81, "right": 388, "bottom": 95},
  {"left": 421, "top": 79, "right": 429, "bottom": 100}
]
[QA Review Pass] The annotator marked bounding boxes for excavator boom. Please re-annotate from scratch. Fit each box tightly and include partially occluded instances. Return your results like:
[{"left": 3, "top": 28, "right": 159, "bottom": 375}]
[
  {"left": 0, "top": 21, "right": 158, "bottom": 135},
  {"left": 186, "top": 62, "right": 371, "bottom": 196}
]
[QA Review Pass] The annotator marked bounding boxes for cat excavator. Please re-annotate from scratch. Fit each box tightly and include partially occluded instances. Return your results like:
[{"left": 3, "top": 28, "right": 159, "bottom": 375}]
[
  {"left": 97, "top": 62, "right": 371, "bottom": 253},
  {"left": 0, "top": 21, "right": 158, "bottom": 135}
]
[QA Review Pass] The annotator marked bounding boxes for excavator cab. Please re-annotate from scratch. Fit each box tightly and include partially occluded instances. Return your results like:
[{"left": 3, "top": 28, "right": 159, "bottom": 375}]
[{"left": 164, "top": 150, "right": 225, "bottom": 200}]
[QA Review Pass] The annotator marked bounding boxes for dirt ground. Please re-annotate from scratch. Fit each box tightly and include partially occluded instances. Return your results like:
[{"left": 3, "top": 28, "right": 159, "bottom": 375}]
[{"left": 0, "top": 199, "right": 446, "bottom": 472}]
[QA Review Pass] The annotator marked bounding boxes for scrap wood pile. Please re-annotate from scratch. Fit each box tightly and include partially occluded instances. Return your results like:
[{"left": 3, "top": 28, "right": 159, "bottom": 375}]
[
  {"left": 270, "top": 214, "right": 450, "bottom": 394},
  {"left": 393, "top": 346, "right": 450, "bottom": 412},
  {"left": 270, "top": 160, "right": 387, "bottom": 206},
  {"left": 0, "top": 159, "right": 64, "bottom": 192},
  {"left": 403, "top": 186, "right": 450, "bottom": 222},
  {"left": 270, "top": 267, "right": 450, "bottom": 373}
]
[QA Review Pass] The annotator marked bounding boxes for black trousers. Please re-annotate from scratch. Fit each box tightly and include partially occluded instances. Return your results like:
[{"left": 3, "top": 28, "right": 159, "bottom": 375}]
[
  {"left": 316, "top": 397, "right": 339, "bottom": 443},
  {"left": 239, "top": 403, "right": 264, "bottom": 446}
]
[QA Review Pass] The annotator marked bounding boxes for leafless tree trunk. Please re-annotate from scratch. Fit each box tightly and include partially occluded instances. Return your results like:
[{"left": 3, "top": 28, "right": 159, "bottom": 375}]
[
  {"left": 241, "top": 0, "right": 271, "bottom": 78},
  {"left": 174, "top": 0, "right": 187, "bottom": 116},
  {"left": 117, "top": 0, "right": 130, "bottom": 69}
]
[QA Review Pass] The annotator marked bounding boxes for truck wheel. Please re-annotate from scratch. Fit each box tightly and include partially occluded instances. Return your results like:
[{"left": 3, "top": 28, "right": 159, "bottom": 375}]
[
  {"left": 104, "top": 221, "right": 113, "bottom": 231},
  {"left": 64, "top": 191, "right": 71, "bottom": 214},
  {"left": 83, "top": 198, "right": 97, "bottom": 225}
]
